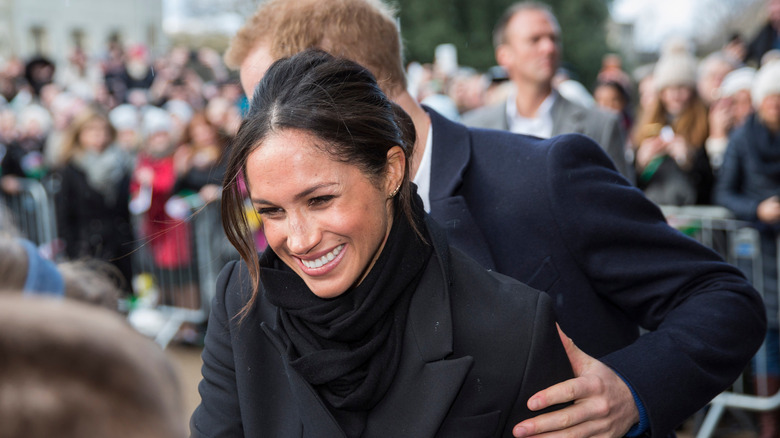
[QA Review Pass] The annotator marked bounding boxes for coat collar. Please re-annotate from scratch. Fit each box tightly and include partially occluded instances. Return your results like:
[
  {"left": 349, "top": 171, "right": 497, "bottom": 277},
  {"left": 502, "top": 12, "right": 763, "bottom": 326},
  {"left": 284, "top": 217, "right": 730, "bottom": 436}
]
[
  {"left": 426, "top": 107, "right": 471, "bottom": 201},
  {"left": 261, "top": 218, "right": 472, "bottom": 437},
  {"left": 424, "top": 107, "right": 497, "bottom": 271},
  {"left": 550, "top": 92, "right": 587, "bottom": 136}
]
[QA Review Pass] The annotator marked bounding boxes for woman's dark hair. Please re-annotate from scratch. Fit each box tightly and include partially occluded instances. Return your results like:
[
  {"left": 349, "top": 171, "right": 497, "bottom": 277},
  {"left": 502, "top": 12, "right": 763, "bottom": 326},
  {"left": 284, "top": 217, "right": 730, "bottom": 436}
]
[{"left": 222, "top": 49, "right": 417, "bottom": 318}]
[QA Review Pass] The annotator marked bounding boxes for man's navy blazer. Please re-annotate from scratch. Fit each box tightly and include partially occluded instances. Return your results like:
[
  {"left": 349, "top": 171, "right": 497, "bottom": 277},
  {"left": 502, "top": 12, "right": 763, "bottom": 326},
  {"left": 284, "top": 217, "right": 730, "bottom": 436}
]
[{"left": 424, "top": 108, "right": 766, "bottom": 437}]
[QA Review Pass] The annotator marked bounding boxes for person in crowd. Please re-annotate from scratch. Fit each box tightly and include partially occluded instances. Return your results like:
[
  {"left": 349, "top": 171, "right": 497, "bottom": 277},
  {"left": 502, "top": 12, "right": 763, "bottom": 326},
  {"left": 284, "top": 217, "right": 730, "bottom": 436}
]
[
  {"left": 460, "top": 2, "right": 630, "bottom": 180},
  {"left": 714, "top": 60, "right": 780, "bottom": 438},
  {"left": 706, "top": 66, "right": 756, "bottom": 171},
  {"left": 121, "top": 44, "right": 155, "bottom": 97},
  {"left": 163, "top": 98, "right": 194, "bottom": 145},
  {"left": 172, "top": 111, "right": 227, "bottom": 204},
  {"left": 0, "top": 104, "right": 52, "bottom": 195},
  {"left": 633, "top": 63, "right": 657, "bottom": 119},
  {"left": 109, "top": 103, "right": 143, "bottom": 155},
  {"left": 744, "top": 0, "right": 780, "bottom": 66},
  {"left": 719, "top": 66, "right": 756, "bottom": 129},
  {"left": 205, "top": 95, "right": 242, "bottom": 140},
  {"left": 130, "top": 107, "right": 198, "bottom": 324},
  {"left": 593, "top": 80, "right": 633, "bottom": 135},
  {"left": 23, "top": 56, "right": 56, "bottom": 101},
  {"left": 52, "top": 106, "right": 135, "bottom": 293},
  {"left": 191, "top": 48, "right": 574, "bottom": 438},
  {"left": 632, "top": 41, "right": 714, "bottom": 206},
  {"left": 0, "top": 293, "right": 186, "bottom": 438},
  {"left": 44, "top": 91, "right": 87, "bottom": 167},
  {"left": 225, "top": 1, "right": 766, "bottom": 437},
  {"left": 55, "top": 46, "right": 104, "bottom": 102},
  {"left": 0, "top": 234, "right": 120, "bottom": 309},
  {"left": 596, "top": 53, "right": 632, "bottom": 93},
  {"left": 697, "top": 51, "right": 737, "bottom": 107}
]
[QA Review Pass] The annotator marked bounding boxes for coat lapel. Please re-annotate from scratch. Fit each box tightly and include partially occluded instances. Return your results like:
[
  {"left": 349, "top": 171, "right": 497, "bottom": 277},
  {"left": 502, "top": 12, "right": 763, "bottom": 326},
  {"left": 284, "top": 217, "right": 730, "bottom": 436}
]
[
  {"left": 261, "top": 324, "right": 347, "bottom": 438},
  {"left": 363, "top": 222, "right": 473, "bottom": 437},
  {"left": 426, "top": 108, "right": 496, "bottom": 270},
  {"left": 550, "top": 93, "right": 585, "bottom": 136}
]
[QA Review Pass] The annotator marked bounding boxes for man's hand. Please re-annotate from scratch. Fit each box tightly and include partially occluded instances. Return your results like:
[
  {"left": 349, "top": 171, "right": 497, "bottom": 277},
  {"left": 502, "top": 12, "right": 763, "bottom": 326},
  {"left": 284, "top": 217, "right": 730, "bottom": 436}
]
[{"left": 512, "top": 325, "right": 639, "bottom": 438}]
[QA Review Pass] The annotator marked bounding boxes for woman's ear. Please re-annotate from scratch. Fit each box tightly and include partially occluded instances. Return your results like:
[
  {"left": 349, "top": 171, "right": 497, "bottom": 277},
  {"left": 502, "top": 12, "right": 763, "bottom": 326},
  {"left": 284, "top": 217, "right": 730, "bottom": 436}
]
[{"left": 385, "top": 146, "right": 406, "bottom": 196}]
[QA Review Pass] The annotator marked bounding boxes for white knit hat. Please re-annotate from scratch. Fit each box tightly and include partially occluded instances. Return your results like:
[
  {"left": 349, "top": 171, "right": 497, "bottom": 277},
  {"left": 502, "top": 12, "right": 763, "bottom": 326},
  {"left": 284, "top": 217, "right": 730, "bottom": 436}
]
[
  {"left": 752, "top": 60, "right": 780, "bottom": 108},
  {"left": 141, "top": 107, "right": 173, "bottom": 138},
  {"left": 109, "top": 104, "right": 140, "bottom": 131},
  {"left": 719, "top": 67, "right": 756, "bottom": 98},
  {"left": 653, "top": 39, "right": 698, "bottom": 91}
]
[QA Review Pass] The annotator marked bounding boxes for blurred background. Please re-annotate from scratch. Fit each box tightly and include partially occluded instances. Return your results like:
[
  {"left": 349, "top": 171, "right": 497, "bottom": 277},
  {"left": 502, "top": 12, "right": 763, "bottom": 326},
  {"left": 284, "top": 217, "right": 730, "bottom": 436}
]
[{"left": 0, "top": 1, "right": 777, "bottom": 437}]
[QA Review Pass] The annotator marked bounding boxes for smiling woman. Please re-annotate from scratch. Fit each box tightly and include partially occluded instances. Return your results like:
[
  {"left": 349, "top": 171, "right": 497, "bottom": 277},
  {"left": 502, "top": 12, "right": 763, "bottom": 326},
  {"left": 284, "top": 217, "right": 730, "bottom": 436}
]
[{"left": 191, "top": 49, "right": 574, "bottom": 438}]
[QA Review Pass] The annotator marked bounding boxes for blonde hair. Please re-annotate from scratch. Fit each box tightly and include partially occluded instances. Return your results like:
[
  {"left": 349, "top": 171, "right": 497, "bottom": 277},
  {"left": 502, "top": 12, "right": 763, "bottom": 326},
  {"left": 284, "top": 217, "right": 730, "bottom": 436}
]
[
  {"left": 632, "top": 91, "right": 709, "bottom": 149},
  {"left": 225, "top": 0, "right": 407, "bottom": 95},
  {"left": 58, "top": 107, "right": 116, "bottom": 167}
]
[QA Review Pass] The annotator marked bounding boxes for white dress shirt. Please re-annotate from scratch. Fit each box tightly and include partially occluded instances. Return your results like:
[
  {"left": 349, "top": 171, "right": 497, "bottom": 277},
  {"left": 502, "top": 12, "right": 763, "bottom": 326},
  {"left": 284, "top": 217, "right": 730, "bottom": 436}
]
[
  {"left": 505, "top": 92, "right": 556, "bottom": 138},
  {"left": 412, "top": 124, "right": 433, "bottom": 213}
]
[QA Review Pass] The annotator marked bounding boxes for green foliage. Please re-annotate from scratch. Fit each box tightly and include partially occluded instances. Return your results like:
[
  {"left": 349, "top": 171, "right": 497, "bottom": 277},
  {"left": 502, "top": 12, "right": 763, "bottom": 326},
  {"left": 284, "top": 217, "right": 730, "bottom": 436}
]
[{"left": 392, "top": 0, "right": 610, "bottom": 88}]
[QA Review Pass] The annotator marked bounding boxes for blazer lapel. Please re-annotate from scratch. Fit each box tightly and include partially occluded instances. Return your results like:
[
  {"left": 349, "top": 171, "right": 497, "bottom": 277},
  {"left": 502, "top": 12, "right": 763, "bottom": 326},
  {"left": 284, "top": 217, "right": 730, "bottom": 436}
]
[
  {"left": 261, "top": 324, "right": 347, "bottom": 438},
  {"left": 425, "top": 108, "right": 496, "bottom": 271},
  {"left": 426, "top": 107, "right": 471, "bottom": 201},
  {"left": 364, "top": 226, "right": 473, "bottom": 437},
  {"left": 551, "top": 93, "right": 585, "bottom": 136}
]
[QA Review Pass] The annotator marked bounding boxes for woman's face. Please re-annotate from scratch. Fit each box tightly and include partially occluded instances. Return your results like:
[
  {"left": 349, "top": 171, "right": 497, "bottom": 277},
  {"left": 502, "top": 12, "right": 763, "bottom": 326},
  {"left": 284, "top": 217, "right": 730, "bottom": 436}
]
[
  {"left": 79, "top": 118, "right": 111, "bottom": 152},
  {"left": 594, "top": 84, "right": 625, "bottom": 113},
  {"left": 190, "top": 120, "right": 216, "bottom": 145},
  {"left": 246, "top": 128, "right": 398, "bottom": 299},
  {"left": 759, "top": 94, "right": 780, "bottom": 132},
  {"left": 660, "top": 85, "right": 693, "bottom": 117}
]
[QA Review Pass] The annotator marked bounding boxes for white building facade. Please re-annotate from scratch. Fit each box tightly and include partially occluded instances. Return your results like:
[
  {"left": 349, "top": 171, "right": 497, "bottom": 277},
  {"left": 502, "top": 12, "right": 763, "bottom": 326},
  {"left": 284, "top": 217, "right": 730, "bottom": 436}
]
[{"left": 0, "top": 0, "right": 165, "bottom": 65}]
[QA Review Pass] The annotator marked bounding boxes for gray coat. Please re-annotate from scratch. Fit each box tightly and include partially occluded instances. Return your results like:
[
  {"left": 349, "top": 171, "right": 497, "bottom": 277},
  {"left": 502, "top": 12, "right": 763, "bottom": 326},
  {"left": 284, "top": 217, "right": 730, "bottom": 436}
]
[{"left": 462, "top": 92, "right": 632, "bottom": 181}]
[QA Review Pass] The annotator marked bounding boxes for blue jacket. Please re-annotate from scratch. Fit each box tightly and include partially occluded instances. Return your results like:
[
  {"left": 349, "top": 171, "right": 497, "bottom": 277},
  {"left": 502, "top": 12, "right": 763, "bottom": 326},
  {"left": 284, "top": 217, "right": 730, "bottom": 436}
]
[{"left": 426, "top": 108, "right": 766, "bottom": 437}]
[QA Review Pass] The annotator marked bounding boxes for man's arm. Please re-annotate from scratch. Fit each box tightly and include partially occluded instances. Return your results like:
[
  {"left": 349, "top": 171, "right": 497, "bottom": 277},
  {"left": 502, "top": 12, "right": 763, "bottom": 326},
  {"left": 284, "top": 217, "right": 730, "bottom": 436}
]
[{"left": 515, "top": 134, "right": 765, "bottom": 437}]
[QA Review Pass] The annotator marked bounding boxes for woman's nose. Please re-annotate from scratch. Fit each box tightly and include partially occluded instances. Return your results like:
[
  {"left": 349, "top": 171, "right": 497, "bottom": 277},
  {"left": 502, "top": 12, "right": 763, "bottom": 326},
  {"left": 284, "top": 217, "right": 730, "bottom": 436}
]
[{"left": 286, "top": 214, "right": 319, "bottom": 254}]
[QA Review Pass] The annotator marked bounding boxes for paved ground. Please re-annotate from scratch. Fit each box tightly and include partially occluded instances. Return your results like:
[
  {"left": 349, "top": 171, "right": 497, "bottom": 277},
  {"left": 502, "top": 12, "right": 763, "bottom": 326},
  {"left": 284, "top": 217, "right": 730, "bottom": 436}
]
[
  {"left": 164, "top": 344, "right": 759, "bottom": 438},
  {"left": 165, "top": 344, "right": 206, "bottom": 429}
]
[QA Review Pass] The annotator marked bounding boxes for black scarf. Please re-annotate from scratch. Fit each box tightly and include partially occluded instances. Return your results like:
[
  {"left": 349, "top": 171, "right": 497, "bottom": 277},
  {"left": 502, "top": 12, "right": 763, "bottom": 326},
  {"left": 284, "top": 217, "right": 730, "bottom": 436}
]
[
  {"left": 260, "top": 195, "right": 431, "bottom": 437},
  {"left": 746, "top": 113, "right": 780, "bottom": 179}
]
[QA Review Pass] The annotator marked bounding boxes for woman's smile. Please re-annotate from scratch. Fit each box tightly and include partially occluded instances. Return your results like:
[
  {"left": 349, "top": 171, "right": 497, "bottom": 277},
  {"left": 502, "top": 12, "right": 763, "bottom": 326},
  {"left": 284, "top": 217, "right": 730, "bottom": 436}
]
[{"left": 297, "top": 244, "right": 345, "bottom": 274}]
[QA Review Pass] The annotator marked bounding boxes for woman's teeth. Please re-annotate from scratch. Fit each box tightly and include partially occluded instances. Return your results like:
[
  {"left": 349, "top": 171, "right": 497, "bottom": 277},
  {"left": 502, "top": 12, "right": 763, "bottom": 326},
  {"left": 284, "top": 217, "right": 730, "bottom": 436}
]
[{"left": 302, "top": 245, "right": 343, "bottom": 269}]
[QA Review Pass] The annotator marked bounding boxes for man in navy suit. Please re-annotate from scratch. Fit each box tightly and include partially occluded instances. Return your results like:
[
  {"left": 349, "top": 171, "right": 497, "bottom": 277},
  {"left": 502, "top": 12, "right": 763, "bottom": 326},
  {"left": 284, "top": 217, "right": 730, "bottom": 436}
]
[{"left": 222, "top": 0, "right": 766, "bottom": 437}]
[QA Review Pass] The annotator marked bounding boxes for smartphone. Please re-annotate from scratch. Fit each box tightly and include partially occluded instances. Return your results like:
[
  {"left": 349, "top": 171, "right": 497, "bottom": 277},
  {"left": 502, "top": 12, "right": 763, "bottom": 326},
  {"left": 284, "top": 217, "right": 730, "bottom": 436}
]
[{"left": 660, "top": 125, "right": 674, "bottom": 142}]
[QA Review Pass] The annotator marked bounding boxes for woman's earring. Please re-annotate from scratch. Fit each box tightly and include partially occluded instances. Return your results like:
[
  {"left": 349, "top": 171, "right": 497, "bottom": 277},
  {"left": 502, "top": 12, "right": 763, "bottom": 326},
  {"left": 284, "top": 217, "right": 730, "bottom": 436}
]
[{"left": 389, "top": 184, "right": 401, "bottom": 198}]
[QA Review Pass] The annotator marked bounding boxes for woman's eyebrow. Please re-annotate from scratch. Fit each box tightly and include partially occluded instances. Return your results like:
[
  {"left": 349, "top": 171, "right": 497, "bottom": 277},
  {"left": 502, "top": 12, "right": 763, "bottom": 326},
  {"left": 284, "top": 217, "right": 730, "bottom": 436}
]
[{"left": 251, "top": 182, "right": 338, "bottom": 205}]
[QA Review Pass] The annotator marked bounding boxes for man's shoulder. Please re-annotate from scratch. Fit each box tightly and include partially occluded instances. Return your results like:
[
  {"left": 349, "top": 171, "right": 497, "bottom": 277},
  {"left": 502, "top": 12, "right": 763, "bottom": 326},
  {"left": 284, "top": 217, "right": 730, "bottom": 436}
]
[
  {"left": 554, "top": 95, "right": 618, "bottom": 126},
  {"left": 461, "top": 101, "right": 506, "bottom": 129}
]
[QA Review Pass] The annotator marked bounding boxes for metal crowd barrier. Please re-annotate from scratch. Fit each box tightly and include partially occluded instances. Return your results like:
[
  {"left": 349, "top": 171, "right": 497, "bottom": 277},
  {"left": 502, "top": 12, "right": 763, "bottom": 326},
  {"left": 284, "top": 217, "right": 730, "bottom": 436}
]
[
  {"left": 0, "top": 177, "right": 58, "bottom": 249},
  {"left": 660, "top": 205, "right": 776, "bottom": 438},
  {"left": 127, "top": 197, "right": 240, "bottom": 349}
]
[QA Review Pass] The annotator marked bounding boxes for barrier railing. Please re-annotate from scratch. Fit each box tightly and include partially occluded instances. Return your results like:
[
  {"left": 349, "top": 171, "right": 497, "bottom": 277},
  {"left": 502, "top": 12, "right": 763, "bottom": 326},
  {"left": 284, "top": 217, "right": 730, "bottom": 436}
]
[
  {"left": 0, "top": 178, "right": 58, "bottom": 251},
  {"left": 127, "top": 197, "right": 240, "bottom": 348},
  {"left": 2, "top": 178, "right": 246, "bottom": 349},
  {"left": 661, "top": 205, "right": 776, "bottom": 438}
]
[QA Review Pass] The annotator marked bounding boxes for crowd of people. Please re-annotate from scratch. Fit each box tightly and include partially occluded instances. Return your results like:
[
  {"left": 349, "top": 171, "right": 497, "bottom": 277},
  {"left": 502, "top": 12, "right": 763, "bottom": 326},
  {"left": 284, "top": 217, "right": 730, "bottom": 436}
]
[
  {"left": 0, "top": 41, "right": 247, "bottom": 297},
  {"left": 1, "top": 0, "right": 780, "bottom": 437}
]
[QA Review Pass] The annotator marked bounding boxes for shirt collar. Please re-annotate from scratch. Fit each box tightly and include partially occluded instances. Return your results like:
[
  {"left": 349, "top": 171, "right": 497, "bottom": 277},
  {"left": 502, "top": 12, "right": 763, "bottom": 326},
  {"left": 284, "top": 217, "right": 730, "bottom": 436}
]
[{"left": 412, "top": 123, "right": 433, "bottom": 213}]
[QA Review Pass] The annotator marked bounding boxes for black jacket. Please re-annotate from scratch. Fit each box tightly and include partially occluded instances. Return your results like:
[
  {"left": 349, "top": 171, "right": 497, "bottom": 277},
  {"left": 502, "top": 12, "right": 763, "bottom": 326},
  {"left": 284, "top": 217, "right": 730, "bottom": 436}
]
[{"left": 191, "top": 219, "right": 574, "bottom": 437}]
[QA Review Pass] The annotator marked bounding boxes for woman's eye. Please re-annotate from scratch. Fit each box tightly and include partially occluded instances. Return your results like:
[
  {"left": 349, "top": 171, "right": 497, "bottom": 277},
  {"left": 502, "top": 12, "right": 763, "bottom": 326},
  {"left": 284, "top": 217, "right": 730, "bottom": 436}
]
[
  {"left": 257, "top": 207, "right": 283, "bottom": 217},
  {"left": 309, "top": 195, "right": 334, "bottom": 207}
]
